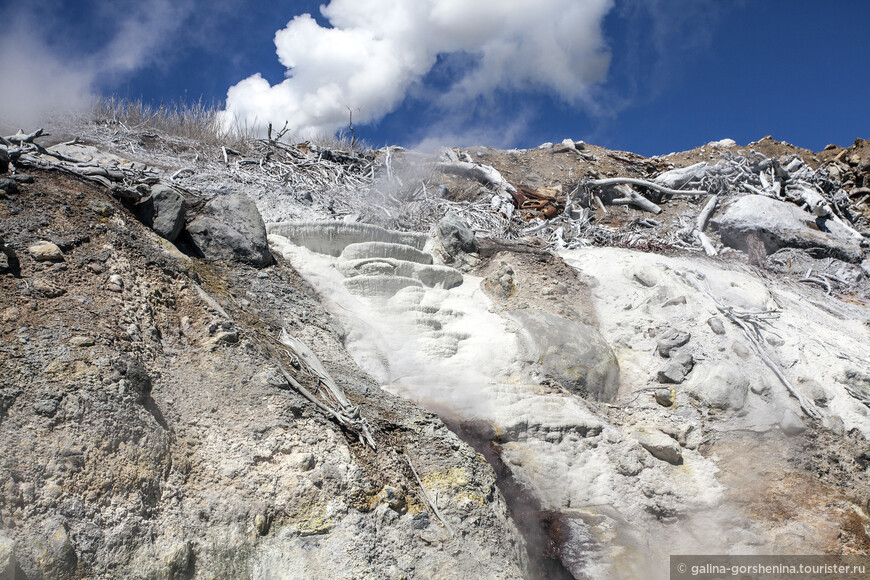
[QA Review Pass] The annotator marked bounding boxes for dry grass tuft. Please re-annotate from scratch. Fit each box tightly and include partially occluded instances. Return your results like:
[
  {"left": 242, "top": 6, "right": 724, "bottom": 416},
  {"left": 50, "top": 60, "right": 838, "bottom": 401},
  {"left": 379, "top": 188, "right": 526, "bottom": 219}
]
[
  {"left": 91, "top": 96, "right": 254, "bottom": 151},
  {"left": 89, "top": 97, "right": 372, "bottom": 154}
]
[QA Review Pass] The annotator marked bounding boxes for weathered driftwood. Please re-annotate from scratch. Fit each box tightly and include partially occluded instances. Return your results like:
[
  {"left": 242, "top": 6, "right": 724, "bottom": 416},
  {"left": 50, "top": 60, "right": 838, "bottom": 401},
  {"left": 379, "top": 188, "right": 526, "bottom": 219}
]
[
  {"left": 692, "top": 195, "right": 720, "bottom": 256},
  {"left": 4, "top": 128, "right": 47, "bottom": 144},
  {"left": 609, "top": 184, "right": 662, "bottom": 214},
  {"left": 696, "top": 195, "right": 719, "bottom": 232},
  {"left": 435, "top": 161, "right": 517, "bottom": 194},
  {"left": 588, "top": 177, "right": 709, "bottom": 197},
  {"left": 405, "top": 453, "right": 455, "bottom": 536},
  {"left": 279, "top": 330, "right": 377, "bottom": 450}
]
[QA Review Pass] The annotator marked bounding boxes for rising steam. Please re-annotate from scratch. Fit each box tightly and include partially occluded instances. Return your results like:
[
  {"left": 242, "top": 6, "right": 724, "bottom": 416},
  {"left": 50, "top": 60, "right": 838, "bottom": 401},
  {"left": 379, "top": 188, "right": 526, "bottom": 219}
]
[{"left": 222, "top": 0, "right": 615, "bottom": 139}]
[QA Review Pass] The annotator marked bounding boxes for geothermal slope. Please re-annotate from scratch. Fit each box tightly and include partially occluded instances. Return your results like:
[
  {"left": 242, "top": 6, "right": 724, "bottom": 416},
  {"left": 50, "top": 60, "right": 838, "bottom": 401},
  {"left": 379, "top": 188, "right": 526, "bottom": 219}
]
[{"left": 1, "top": 126, "right": 869, "bottom": 579}]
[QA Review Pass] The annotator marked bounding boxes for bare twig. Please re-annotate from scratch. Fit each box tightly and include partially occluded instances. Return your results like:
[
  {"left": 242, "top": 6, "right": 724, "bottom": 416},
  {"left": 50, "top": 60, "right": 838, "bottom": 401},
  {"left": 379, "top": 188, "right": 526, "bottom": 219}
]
[{"left": 405, "top": 453, "right": 455, "bottom": 537}]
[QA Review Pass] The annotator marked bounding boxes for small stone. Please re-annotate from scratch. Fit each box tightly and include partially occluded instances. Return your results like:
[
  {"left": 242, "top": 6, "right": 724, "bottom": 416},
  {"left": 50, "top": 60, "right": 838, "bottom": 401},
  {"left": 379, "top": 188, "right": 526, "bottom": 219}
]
[
  {"left": 32, "top": 278, "right": 65, "bottom": 298},
  {"left": 70, "top": 336, "right": 95, "bottom": 347},
  {"left": 662, "top": 296, "right": 687, "bottom": 307},
  {"left": 633, "top": 428, "right": 682, "bottom": 464},
  {"left": 657, "top": 328, "right": 690, "bottom": 358},
  {"left": 1, "top": 307, "right": 20, "bottom": 323},
  {"left": 731, "top": 341, "right": 751, "bottom": 358},
  {"left": 28, "top": 241, "right": 64, "bottom": 262},
  {"left": 89, "top": 199, "right": 115, "bottom": 216},
  {"left": 33, "top": 399, "right": 59, "bottom": 417},
  {"left": 654, "top": 389, "right": 674, "bottom": 407},
  {"left": 657, "top": 364, "right": 688, "bottom": 384},
  {"left": 88, "top": 262, "right": 105, "bottom": 274},
  {"left": 107, "top": 274, "right": 123, "bottom": 293},
  {"left": 289, "top": 452, "right": 315, "bottom": 471},
  {"left": 750, "top": 382, "right": 769, "bottom": 395},
  {"left": 823, "top": 415, "right": 845, "bottom": 435},
  {"left": 765, "top": 335, "right": 785, "bottom": 347},
  {"left": 207, "top": 331, "right": 239, "bottom": 349},
  {"left": 633, "top": 271, "right": 657, "bottom": 287},
  {"left": 707, "top": 317, "right": 726, "bottom": 335},
  {"left": 0, "top": 177, "right": 18, "bottom": 195},
  {"left": 780, "top": 409, "right": 805, "bottom": 436},
  {"left": 671, "top": 352, "right": 694, "bottom": 371}
]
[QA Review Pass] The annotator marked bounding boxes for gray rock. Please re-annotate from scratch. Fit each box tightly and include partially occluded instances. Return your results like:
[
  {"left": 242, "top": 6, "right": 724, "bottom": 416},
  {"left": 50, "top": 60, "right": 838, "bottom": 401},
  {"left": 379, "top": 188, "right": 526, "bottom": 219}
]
[
  {"left": 69, "top": 336, "right": 95, "bottom": 347},
  {"left": 780, "top": 409, "right": 805, "bottom": 436},
  {"left": 654, "top": 389, "right": 674, "bottom": 407},
  {"left": 657, "top": 364, "right": 688, "bottom": 384},
  {"left": 662, "top": 296, "right": 686, "bottom": 307},
  {"left": 28, "top": 241, "right": 64, "bottom": 262},
  {"left": 0, "top": 177, "right": 17, "bottom": 195},
  {"left": 711, "top": 195, "right": 863, "bottom": 262},
  {"left": 188, "top": 193, "right": 272, "bottom": 267},
  {"left": 686, "top": 363, "right": 749, "bottom": 410},
  {"left": 707, "top": 317, "right": 726, "bottom": 335},
  {"left": 0, "top": 534, "right": 14, "bottom": 580},
  {"left": 657, "top": 328, "right": 690, "bottom": 358},
  {"left": 632, "top": 428, "right": 682, "bottom": 464},
  {"left": 510, "top": 309, "right": 620, "bottom": 403},
  {"left": 10, "top": 173, "right": 32, "bottom": 184},
  {"left": 437, "top": 211, "right": 479, "bottom": 261},
  {"left": 0, "top": 147, "right": 8, "bottom": 174},
  {"left": 657, "top": 353, "right": 694, "bottom": 384},
  {"left": 137, "top": 184, "right": 185, "bottom": 241},
  {"left": 30, "top": 520, "right": 77, "bottom": 579},
  {"left": 32, "top": 278, "right": 64, "bottom": 298},
  {"left": 483, "top": 262, "right": 516, "bottom": 300}
]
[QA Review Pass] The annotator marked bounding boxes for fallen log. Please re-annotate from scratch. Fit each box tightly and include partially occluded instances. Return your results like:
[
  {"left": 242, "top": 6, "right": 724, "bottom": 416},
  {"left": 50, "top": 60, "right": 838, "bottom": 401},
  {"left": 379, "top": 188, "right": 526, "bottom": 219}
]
[
  {"left": 609, "top": 184, "right": 662, "bottom": 214},
  {"left": 588, "top": 177, "right": 709, "bottom": 197},
  {"left": 435, "top": 161, "right": 517, "bottom": 194}
]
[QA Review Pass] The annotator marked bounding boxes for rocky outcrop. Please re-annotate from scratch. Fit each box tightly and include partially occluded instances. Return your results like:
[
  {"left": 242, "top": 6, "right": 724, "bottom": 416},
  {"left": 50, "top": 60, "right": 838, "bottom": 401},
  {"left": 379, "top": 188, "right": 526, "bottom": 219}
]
[
  {"left": 509, "top": 308, "right": 619, "bottom": 403},
  {"left": 188, "top": 193, "right": 273, "bottom": 267},
  {"left": 711, "top": 194, "right": 863, "bottom": 262}
]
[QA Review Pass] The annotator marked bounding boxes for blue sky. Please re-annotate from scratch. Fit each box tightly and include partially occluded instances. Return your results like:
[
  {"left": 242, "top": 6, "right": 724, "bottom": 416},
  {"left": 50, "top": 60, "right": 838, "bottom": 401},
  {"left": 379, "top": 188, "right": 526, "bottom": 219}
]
[{"left": 2, "top": 1, "right": 867, "bottom": 156}]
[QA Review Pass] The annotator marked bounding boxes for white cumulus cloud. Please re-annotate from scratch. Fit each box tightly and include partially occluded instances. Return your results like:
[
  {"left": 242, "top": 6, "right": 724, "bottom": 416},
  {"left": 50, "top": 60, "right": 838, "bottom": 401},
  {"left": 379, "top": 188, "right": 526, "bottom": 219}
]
[{"left": 222, "top": 0, "right": 615, "bottom": 139}]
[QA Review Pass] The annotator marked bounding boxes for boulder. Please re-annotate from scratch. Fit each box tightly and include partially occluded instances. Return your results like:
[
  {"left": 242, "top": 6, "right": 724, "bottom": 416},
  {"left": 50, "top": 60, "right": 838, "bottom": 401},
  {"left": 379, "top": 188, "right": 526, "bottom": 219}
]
[
  {"left": 711, "top": 195, "right": 863, "bottom": 262},
  {"left": 0, "top": 147, "right": 8, "bottom": 174},
  {"left": 510, "top": 309, "right": 620, "bottom": 403},
  {"left": 435, "top": 212, "right": 479, "bottom": 268},
  {"left": 137, "top": 184, "right": 185, "bottom": 241},
  {"left": 686, "top": 363, "right": 749, "bottom": 410},
  {"left": 188, "top": 193, "right": 272, "bottom": 267}
]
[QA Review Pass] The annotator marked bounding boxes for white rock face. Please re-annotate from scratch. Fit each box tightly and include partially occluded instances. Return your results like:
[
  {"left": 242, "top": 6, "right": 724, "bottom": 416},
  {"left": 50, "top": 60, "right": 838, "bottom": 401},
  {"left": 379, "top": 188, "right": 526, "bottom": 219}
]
[
  {"left": 271, "top": 228, "right": 746, "bottom": 578},
  {"left": 559, "top": 247, "right": 870, "bottom": 437}
]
